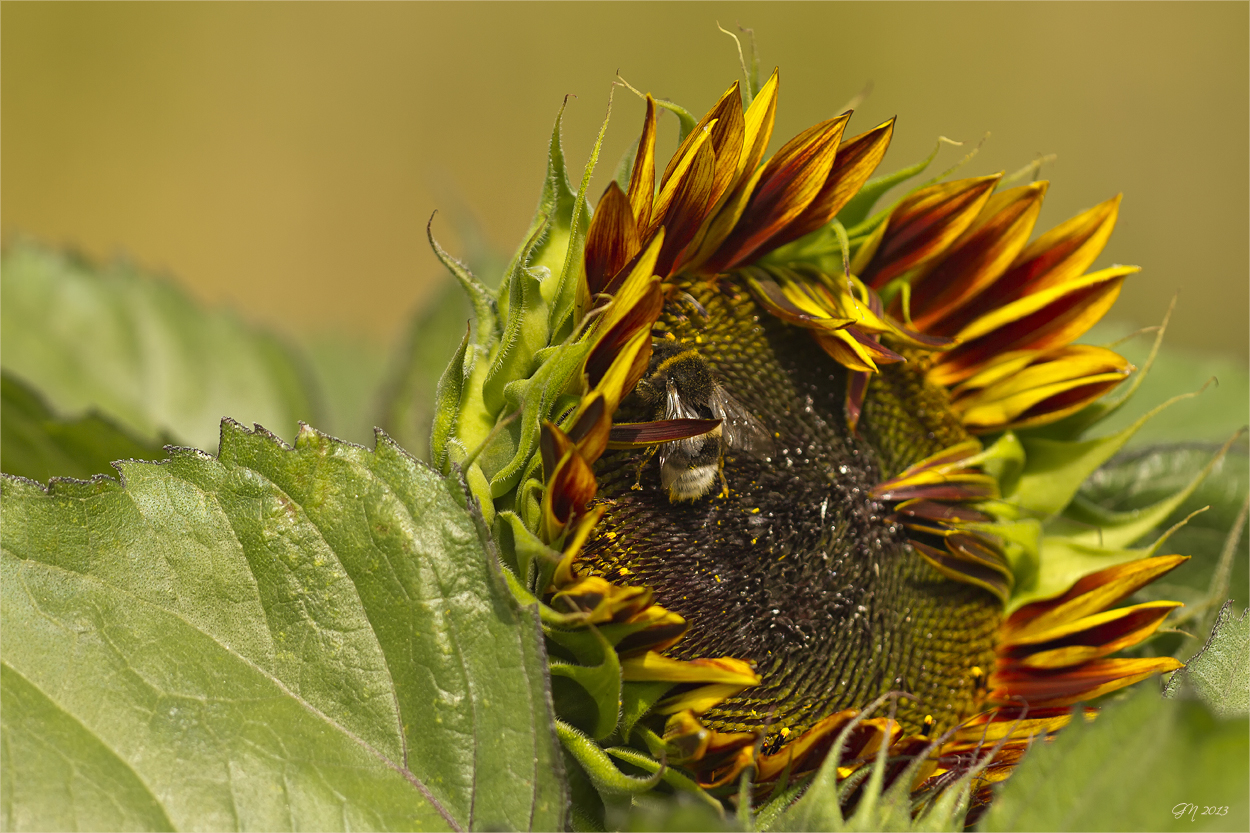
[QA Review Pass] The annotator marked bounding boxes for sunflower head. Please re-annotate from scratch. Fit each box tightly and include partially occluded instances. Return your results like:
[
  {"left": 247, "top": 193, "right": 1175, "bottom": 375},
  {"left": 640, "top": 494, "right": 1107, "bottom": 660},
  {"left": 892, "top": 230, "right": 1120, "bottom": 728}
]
[{"left": 429, "top": 60, "right": 1199, "bottom": 825}]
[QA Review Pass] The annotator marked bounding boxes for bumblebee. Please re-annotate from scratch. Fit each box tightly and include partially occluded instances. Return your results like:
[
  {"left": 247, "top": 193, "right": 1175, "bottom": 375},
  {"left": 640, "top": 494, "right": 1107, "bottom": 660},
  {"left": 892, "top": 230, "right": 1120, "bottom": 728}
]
[{"left": 633, "top": 340, "right": 772, "bottom": 502}]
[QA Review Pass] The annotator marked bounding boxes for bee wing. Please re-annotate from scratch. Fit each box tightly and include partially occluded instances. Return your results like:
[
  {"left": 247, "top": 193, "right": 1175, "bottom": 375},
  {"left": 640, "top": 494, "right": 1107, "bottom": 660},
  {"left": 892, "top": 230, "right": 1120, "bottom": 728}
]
[
  {"left": 709, "top": 383, "right": 773, "bottom": 456},
  {"left": 662, "top": 380, "right": 709, "bottom": 457}
]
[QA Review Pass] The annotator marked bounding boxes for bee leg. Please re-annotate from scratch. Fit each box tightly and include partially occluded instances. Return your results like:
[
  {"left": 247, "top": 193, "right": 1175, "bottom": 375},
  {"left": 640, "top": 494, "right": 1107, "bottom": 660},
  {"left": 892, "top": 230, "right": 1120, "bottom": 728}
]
[
  {"left": 632, "top": 445, "right": 659, "bottom": 491},
  {"left": 670, "top": 290, "right": 709, "bottom": 322}
]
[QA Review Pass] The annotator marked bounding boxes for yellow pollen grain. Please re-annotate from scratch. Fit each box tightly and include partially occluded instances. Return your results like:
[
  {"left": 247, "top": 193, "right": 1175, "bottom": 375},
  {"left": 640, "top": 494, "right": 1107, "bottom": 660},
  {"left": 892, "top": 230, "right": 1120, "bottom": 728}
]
[
  {"left": 751, "top": 507, "right": 760, "bottom": 514},
  {"left": 619, "top": 567, "right": 631, "bottom": 576},
  {"left": 780, "top": 727, "right": 791, "bottom": 738},
  {"left": 606, "top": 531, "right": 617, "bottom": 539},
  {"left": 751, "top": 537, "right": 758, "bottom": 545},
  {"left": 694, "top": 334, "right": 703, "bottom": 344},
  {"left": 715, "top": 574, "right": 721, "bottom": 583}
]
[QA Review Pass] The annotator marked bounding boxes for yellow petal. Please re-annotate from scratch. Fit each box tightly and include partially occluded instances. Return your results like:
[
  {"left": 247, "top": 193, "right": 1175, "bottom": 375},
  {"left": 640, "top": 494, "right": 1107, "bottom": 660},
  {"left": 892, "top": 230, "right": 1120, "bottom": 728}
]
[
  {"left": 769, "top": 117, "right": 897, "bottom": 251},
  {"left": 1002, "top": 554, "right": 1189, "bottom": 641},
  {"left": 928, "top": 264, "right": 1137, "bottom": 388},
  {"left": 857, "top": 174, "right": 1002, "bottom": 289},
  {"left": 626, "top": 95, "right": 658, "bottom": 230},
  {"left": 706, "top": 114, "right": 852, "bottom": 271},
  {"left": 621, "top": 653, "right": 761, "bottom": 685},
  {"left": 648, "top": 126, "right": 715, "bottom": 238},
  {"left": 907, "top": 181, "right": 1049, "bottom": 333},
  {"left": 738, "top": 68, "right": 779, "bottom": 180},
  {"left": 1003, "top": 601, "right": 1183, "bottom": 669},
  {"left": 950, "top": 344, "right": 1133, "bottom": 432},
  {"left": 585, "top": 181, "right": 641, "bottom": 296}
]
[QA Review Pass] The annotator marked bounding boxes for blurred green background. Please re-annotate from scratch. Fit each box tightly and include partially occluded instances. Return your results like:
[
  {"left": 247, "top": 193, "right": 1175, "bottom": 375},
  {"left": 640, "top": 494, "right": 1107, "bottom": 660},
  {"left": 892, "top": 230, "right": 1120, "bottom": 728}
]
[{"left": 3, "top": 1, "right": 1247, "bottom": 362}]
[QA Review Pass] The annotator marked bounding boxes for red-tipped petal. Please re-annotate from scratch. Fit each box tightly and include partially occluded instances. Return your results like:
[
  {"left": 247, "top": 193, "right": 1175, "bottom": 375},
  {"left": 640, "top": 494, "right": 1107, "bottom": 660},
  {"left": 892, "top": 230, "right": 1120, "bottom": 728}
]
[
  {"left": 928, "top": 265, "right": 1134, "bottom": 388},
  {"left": 770, "top": 117, "right": 897, "bottom": 250},
  {"left": 856, "top": 174, "right": 1002, "bottom": 290},
  {"left": 626, "top": 95, "right": 659, "bottom": 230},
  {"left": 944, "top": 194, "right": 1122, "bottom": 332},
  {"left": 709, "top": 114, "right": 852, "bottom": 270},
  {"left": 607, "top": 418, "right": 723, "bottom": 449},
  {"left": 906, "top": 181, "right": 1049, "bottom": 334},
  {"left": 585, "top": 181, "right": 641, "bottom": 296}
]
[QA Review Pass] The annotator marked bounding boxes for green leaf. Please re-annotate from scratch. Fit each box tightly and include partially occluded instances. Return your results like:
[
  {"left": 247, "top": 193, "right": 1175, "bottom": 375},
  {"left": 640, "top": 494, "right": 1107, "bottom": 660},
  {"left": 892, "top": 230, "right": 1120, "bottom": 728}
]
[
  {"left": 1, "top": 243, "right": 324, "bottom": 451},
  {"left": 1079, "top": 443, "right": 1250, "bottom": 533},
  {"left": 982, "top": 686, "right": 1249, "bottom": 832},
  {"left": 1, "top": 421, "right": 564, "bottom": 831},
  {"left": 1166, "top": 602, "right": 1250, "bottom": 718},
  {"left": 0, "top": 665, "right": 176, "bottom": 832},
  {"left": 1, "top": 372, "right": 167, "bottom": 482}
]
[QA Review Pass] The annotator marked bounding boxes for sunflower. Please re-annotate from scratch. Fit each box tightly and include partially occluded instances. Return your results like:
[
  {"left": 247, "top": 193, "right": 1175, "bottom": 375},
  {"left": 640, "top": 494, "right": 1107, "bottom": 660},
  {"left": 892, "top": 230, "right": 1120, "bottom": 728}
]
[{"left": 430, "top": 64, "right": 1202, "bottom": 828}]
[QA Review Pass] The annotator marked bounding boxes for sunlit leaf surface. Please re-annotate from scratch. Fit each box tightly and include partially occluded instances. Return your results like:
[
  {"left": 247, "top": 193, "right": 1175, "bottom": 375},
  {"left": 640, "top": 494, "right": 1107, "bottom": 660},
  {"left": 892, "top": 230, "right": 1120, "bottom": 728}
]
[{"left": 1, "top": 422, "right": 563, "bottom": 831}]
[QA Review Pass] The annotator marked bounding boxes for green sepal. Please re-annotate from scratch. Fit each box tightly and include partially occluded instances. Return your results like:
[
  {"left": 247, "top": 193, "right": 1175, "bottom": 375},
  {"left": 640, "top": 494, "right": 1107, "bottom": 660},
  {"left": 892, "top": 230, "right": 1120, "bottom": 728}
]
[
  {"left": 614, "top": 137, "right": 641, "bottom": 193},
  {"left": 619, "top": 681, "right": 675, "bottom": 743},
  {"left": 494, "top": 509, "right": 562, "bottom": 588},
  {"left": 426, "top": 220, "right": 498, "bottom": 349},
  {"left": 483, "top": 95, "right": 585, "bottom": 418},
  {"left": 484, "top": 250, "right": 551, "bottom": 417},
  {"left": 969, "top": 431, "right": 1026, "bottom": 498},
  {"left": 551, "top": 628, "right": 623, "bottom": 740},
  {"left": 556, "top": 720, "right": 664, "bottom": 796},
  {"left": 547, "top": 96, "right": 612, "bottom": 343},
  {"left": 984, "top": 517, "right": 1042, "bottom": 597},
  {"left": 378, "top": 282, "right": 471, "bottom": 460},
  {"left": 429, "top": 323, "right": 471, "bottom": 473},
  {"left": 499, "top": 99, "right": 578, "bottom": 322},
  {"left": 604, "top": 747, "right": 725, "bottom": 813},
  {"left": 485, "top": 341, "right": 591, "bottom": 500},
  {"left": 547, "top": 617, "right": 668, "bottom": 663},
  {"left": 1008, "top": 388, "right": 1202, "bottom": 520},
  {"left": 458, "top": 453, "right": 496, "bottom": 527},
  {"left": 518, "top": 466, "right": 546, "bottom": 532},
  {"left": 837, "top": 139, "right": 943, "bottom": 233},
  {"left": 653, "top": 98, "right": 698, "bottom": 145},
  {"left": 1012, "top": 525, "right": 1185, "bottom": 611}
]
